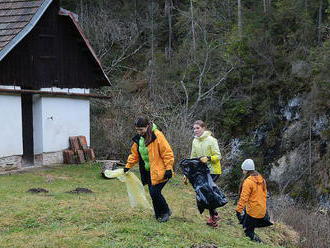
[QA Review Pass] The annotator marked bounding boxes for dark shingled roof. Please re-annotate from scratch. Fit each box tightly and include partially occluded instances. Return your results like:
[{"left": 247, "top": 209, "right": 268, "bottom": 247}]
[
  {"left": 0, "top": 0, "right": 46, "bottom": 53},
  {"left": 0, "top": 0, "right": 110, "bottom": 85}
]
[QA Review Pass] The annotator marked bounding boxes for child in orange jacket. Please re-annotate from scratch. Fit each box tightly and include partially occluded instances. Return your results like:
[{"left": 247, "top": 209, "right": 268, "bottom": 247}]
[{"left": 235, "top": 159, "right": 273, "bottom": 242}]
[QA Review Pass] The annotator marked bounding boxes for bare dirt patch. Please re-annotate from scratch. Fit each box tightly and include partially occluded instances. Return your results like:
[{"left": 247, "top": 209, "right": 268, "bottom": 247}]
[
  {"left": 191, "top": 244, "right": 218, "bottom": 248},
  {"left": 27, "top": 188, "right": 49, "bottom": 193},
  {"left": 66, "top": 187, "right": 94, "bottom": 194}
]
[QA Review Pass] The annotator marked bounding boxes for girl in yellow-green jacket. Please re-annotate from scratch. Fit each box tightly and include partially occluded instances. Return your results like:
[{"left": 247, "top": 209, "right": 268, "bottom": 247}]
[{"left": 190, "top": 120, "right": 222, "bottom": 227}]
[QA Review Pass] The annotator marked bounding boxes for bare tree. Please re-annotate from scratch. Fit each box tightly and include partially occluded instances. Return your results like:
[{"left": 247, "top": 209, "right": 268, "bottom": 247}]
[
  {"left": 190, "top": 0, "right": 196, "bottom": 51},
  {"left": 148, "top": 0, "right": 157, "bottom": 98},
  {"left": 263, "top": 0, "right": 272, "bottom": 13},
  {"left": 263, "top": 0, "right": 267, "bottom": 13},
  {"left": 317, "top": 0, "right": 323, "bottom": 45},
  {"left": 165, "top": 0, "right": 174, "bottom": 60},
  {"left": 77, "top": 1, "right": 146, "bottom": 74},
  {"left": 238, "top": 0, "right": 243, "bottom": 39}
]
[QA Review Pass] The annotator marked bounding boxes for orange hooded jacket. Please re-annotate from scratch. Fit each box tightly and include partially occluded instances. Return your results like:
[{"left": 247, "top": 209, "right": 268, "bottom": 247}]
[
  {"left": 236, "top": 174, "right": 267, "bottom": 218},
  {"left": 125, "top": 129, "right": 174, "bottom": 185}
]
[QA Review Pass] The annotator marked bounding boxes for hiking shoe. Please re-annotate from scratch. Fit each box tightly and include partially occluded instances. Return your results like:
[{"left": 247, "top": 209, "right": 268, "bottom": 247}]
[
  {"left": 206, "top": 217, "right": 218, "bottom": 228},
  {"left": 158, "top": 213, "right": 170, "bottom": 223},
  {"left": 212, "top": 213, "right": 220, "bottom": 222},
  {"left": 252, "top": 234, "right": 262, "bottom": 243}
]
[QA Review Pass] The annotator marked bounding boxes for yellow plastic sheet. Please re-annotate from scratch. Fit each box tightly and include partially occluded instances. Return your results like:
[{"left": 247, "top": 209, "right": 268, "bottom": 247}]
[{"left": 104, "top": 168, "right": 152, "bottom": 210}]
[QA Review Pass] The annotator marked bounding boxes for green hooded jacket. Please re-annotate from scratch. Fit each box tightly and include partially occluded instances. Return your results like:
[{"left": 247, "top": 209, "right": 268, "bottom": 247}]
[
  {"left": 138, "top": 123, "right": 158, "bottom": 171},
  {"left": 190, "top": 130, "right": 222, "bottom": 174}
]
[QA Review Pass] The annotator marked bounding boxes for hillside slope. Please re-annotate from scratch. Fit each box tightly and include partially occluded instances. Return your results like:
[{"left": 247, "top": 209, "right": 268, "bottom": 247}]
[{"left": 0, "top": 164, "right": 298, "bottom": 248}]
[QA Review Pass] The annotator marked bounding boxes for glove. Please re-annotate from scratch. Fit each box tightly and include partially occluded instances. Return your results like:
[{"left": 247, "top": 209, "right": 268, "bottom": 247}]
[
  {"left": 164, "top": 170, "right": 172, "bottom": 180},
  {"left": 123, "top": 167, "right": 130, "bottom": 173},
  {"left": 236, "top": 211, "right": 243, "bottom": 224},
  {"left": 200, "top": 156, "right": 211, "bottom": 163}
]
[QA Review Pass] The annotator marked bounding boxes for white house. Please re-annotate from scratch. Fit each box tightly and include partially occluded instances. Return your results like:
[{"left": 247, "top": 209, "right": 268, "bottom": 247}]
[{"left": 0, "top": 0, "right": 110, "bottom": 171}]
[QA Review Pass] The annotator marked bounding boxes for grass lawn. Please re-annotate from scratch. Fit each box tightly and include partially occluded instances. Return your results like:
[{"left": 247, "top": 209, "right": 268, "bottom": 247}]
[{"left": 0, "top": 163, "right": 297, "bottom": 248}]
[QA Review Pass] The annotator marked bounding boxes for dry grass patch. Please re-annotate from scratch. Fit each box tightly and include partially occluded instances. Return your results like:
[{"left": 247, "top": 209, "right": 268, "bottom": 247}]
[{"left": 0, "top": 163, "right": 298, "bottom": 248}]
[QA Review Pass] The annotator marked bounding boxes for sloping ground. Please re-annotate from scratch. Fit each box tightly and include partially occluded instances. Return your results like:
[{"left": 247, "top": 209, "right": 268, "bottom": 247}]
[{"left": 0, "top": 163, "right": 298, "bottom": 248}]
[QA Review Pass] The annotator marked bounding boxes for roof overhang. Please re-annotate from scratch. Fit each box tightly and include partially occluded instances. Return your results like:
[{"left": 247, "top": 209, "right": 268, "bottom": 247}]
[
  {"left": 0, "top": 0, "right": 53, "bottom": 61},
  {"left": 0, "top": 0, "right": 111, "bottom": 86},
  {"left": 0, "top": 88, "right": 111, "bottom": 99},
  {"left": 58, "top": 8, "right": 110, "bottom": 85}
]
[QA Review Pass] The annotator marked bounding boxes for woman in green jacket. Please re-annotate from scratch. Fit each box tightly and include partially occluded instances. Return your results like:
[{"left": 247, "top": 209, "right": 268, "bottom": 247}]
[{"left": 190, "top": 120, "right": 222, "bottom": 227}]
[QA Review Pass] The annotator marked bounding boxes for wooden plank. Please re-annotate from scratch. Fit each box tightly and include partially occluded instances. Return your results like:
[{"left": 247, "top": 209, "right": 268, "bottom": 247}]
[
  {"left": 76, "top": 150, "right": 85, "bottom": 163},
  {"left": 78, "top": 136, "right": 88, "bottom": 149},
  {"left": 83, "top": 148, "right": 95, "bottom": 161},
  {"left": 69, "top": 136, "right": 80, "bottom": 151},
  {"left": 63, "top": 149, "right": 75, "bottom": 164}
]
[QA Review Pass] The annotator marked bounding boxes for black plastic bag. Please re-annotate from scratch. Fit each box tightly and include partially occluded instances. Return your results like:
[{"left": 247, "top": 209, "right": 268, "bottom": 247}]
[
  {"left": 242, "top": 211, "right": 273, "bottom": 228},
  {"left": 180, "top": 158, "right": 228, "bottom": 214}
]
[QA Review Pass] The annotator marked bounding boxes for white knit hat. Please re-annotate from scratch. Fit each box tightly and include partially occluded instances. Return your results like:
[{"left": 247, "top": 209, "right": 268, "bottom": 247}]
[{"left": 241, "top": 159, "right": 255, "bottom": 171}]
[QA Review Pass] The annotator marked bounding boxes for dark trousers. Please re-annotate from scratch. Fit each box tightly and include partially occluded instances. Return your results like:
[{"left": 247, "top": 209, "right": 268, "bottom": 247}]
[
  {"left": 244, "top": 226, "right": 255, "bottom": 240},
  {"left": 208, "top": 174, "right": 220, "bottom": 216},
  {"left": 148, "top": 181, "right": 170, "bottom": 218}
]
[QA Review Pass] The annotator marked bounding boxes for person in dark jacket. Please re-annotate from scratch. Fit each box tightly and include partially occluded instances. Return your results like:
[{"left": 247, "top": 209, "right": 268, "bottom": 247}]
[
  {"left": 124, "top": 117, "right": 174, "bottom": 222},
  {"left": 235, "top": 159, "right": 273, "bottom": 242}
]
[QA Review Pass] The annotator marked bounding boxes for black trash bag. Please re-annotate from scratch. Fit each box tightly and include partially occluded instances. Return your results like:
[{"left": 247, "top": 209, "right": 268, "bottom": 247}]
[
  {"left": 241, "top": 211, "right": 273, "bottom": 228},
  {"left": 180, "top": 158, "right": 228, "bottom": 214}
]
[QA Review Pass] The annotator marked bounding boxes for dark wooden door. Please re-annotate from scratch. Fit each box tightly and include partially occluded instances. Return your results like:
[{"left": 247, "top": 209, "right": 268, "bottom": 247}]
[{"left": 21, "top": 93, "right": 34, "bottom": 166}]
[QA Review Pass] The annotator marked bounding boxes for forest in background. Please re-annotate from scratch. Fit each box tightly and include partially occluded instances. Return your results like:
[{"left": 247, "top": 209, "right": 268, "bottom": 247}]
[
  {"left": 59, "top": 1, "right": 330, "bottom": 246},
  {"left": 62, "top": 0, "right": 329, "bottom": 207}
]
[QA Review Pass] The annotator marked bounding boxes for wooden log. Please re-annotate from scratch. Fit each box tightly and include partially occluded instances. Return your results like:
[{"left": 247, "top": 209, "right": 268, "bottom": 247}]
[
  {"left": 63, "top": 149, "right": 76, "bottom": 164},
  {"left": 76, "top": 150, "right": 85, "bottom": 163},
  {"left": 69, "top": 136, "right": 80, "bottom": 151},
  {"left": 78, "top": 136, "right": 88, "bottom": 149},
  {"left": 83, "top": 148, "right": 95, "bottom": 161}
]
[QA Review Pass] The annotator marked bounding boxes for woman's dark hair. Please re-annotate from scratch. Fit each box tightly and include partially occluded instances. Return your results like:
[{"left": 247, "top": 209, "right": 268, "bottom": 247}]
[
  {"left": 238, "top": 170, "right": 266, "bottom": 195},
  {"left": 135, "top": 117, "right": 150, "bottom": 128},
  {"left": 135, "top": 116, "right": 153, "bottom": 145}
]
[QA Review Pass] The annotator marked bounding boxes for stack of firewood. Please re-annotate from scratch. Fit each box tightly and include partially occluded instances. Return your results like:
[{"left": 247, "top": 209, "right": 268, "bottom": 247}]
[{"left": 63, "top": 136, "right": 95, "bottom": 164}]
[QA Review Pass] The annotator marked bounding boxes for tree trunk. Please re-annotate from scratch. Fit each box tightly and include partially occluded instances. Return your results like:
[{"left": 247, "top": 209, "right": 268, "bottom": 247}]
[
  {"left": 148, "top": 0, "right": 155, "bottom": 98},
  {"left": 134, "top": 0, "right": 138, "bottom": 25},
  {"left": 190, "top": 0, "right": 196, "bottom": 51},
  {"left": 238, "top": 0, "right": 242, "bottom": 39},
  {"left": 317, "top": 0, "right": 323, "bottom": 45},
  {"left": 263, "top": 0, "right": 267, "bottom": 13},
  {"left": 166, "top": 0, "right": 173, "bottom": 60}
]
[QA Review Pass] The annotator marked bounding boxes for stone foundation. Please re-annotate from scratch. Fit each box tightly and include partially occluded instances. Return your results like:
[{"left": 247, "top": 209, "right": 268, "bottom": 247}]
[
  {"left": 0, "top": 155, "right": 22, "bottom": 172},
  {"left": 0, "top": 151, "right": 64, "bottom": 172},
  {"left": 34, "top": 151, "right": 64, "bottom": 166}
]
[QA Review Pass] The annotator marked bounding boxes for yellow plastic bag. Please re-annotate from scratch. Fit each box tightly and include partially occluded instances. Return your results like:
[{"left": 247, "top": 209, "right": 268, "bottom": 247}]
[{"left": 104, "top": 168, "right": 152, "bottom": 210}]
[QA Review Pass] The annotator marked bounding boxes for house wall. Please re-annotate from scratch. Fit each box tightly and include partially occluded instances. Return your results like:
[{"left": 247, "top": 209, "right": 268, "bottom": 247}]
[
  {"left": 0, "top": 95, "right": 23, "bottom": 157},
  {"left": 32, "top": 88, "right": 90, "bottom": 155},
  {"left": 33, "top": 95, "right": 43, "bottom": 154},
  {"left": 0, "top": 87, "right": 90, "bottom": 168},
  {"left": 35, "top": 96, "right": 90, "bottom": 153}
]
